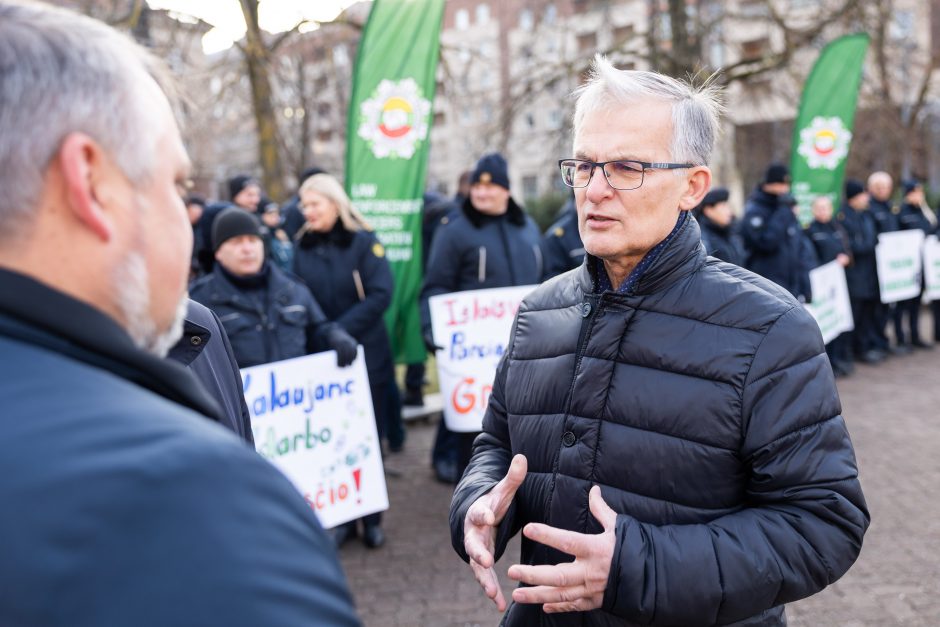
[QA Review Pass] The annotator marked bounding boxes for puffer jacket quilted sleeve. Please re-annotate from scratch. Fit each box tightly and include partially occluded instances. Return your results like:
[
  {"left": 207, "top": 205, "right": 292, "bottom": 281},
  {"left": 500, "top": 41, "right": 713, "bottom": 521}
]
[{"left": 602, "top": 303, "right": 869, "bottom": 625}]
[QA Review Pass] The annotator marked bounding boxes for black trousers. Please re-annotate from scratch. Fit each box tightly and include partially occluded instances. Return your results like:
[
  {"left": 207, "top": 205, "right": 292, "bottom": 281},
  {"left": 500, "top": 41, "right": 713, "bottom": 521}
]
[
  {"left": 851, "top": 298, "right": 880, "bottom": 356},
  {"left": 893, "top": 296, "right": 923, "bottom": 344}
]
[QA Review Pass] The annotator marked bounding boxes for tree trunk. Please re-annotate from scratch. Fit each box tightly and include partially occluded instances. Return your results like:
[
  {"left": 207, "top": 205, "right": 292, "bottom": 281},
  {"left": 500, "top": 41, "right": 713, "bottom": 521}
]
[{"left": 239, "top": 0, "right": 286, "bottom": 201}]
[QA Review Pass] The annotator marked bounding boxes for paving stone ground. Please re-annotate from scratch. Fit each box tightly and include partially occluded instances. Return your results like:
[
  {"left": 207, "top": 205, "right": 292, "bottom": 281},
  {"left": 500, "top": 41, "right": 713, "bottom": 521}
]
[{"left": 339, "top": 343, "right": 940, "bottom": 627}]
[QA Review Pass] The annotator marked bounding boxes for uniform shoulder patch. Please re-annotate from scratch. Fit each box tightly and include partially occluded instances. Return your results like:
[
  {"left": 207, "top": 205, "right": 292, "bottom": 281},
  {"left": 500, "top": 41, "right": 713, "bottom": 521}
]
[
  {"left": 891, "top": 205, "right": 900, "bottom": 214},
  {"left": 837, "top": 212, "right": 845, "bottom": 221},
  {"left": 749, "top": 216, "right": 764, "bottom": 228},
  {"left": 441, "top": 216, "right": 449, "bottom": 225},
  {"left": 372, "top": 242, "right": 385, "bottom": 258},
  {"left": 553, "top": 226, "right": 564, "bottom": 237}
]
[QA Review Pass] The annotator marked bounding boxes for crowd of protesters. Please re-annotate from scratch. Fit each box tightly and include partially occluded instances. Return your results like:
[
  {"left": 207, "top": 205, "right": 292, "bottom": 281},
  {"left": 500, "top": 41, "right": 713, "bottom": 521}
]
[
  {"left": 185, "top": 157, "right": 938, "bottom": 496},
  {"left": 697, "top": 163, "right": 939, "bottom": 379}
]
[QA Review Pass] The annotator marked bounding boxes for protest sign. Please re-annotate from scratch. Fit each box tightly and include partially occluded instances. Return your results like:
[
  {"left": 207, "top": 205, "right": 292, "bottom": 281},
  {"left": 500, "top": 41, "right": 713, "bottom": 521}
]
[
  {"left": 924, "top": 235, "right": 940, "bottom": 302},
  {"left": 429, "top": 285, "right": 536, "bottom": 432},
  {"left": 876, "top": 230, "right": 925, "bottom": 303},
  {"left": 805, "top": 260, "right": 854, "bottom": 344},
  {"left": 241, "top": 348, "right": 388, "bottom": 529}
]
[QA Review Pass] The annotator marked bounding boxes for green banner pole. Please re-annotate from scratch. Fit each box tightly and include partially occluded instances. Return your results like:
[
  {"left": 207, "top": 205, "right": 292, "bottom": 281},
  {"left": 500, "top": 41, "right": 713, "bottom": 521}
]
[
  {"left": 345, "top": 0, "right": 445, "bottom": 365},
  {"left": 790, "top": 34, "right": 870, "bottom": 226}
]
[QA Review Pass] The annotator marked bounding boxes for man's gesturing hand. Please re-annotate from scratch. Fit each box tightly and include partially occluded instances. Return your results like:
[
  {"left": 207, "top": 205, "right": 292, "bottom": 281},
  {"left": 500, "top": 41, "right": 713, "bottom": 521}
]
[
  {"left": 507, "top": 485, "right": 617, "bottom": 613},
  {"left": 463, "top": 454, "right": 528, "bottom": 612}
]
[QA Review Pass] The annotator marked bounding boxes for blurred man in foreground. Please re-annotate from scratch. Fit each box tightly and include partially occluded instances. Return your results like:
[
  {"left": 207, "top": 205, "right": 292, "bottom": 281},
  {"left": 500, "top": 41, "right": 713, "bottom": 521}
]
[{"left": 0, "top": 3, "right": 359, "bottom": 625}]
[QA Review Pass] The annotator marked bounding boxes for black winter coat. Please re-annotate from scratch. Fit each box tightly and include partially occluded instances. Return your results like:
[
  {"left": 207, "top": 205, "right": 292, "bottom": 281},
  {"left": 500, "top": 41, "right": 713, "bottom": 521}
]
[
  {"left": 869, "top": 198, "right": 900, "bottom": 234},
  {"left": 420, "top": 198, "right": 543, "bottom": 333},
  {"left": 806, "top": 220, "right": 850, "bottom": 265},
  {"left": 541, "top": 206, "right": 586, "bottom": 280},
  {"left": 696, "top": 214, "right": 746, "bottom": 267},
  {"left": 292, "top": 224, "right": 394, "bottom": 385},
  {"left": 189, "top": 263, "right": 333, "bottom": 368},
  {"left": 897, "top": 202, "right": 935, "bottom": 235},
  {"left": 449, "top": 216, "right": 868, "bottom": 626},
  {"left": 836, "top": 204, "right": 880, "bottom": 300},
  {"left": 0, "top": 270, "right": 360, "bottom": 626},
  {"left": 740, "top": 188, "right": 810, "bottom": 299},
  {"left": 169, "top": 300, "right": 254, "bottom": 443}
]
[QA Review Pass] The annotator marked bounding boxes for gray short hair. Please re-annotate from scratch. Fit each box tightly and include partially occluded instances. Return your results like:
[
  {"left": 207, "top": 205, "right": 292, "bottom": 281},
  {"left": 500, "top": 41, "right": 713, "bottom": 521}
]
[
  {"left": 0, "top": 1, "right": 172, "bottom": 241},
  {"left": 573, "top": 55, "right": 724, "bottom": 166}
]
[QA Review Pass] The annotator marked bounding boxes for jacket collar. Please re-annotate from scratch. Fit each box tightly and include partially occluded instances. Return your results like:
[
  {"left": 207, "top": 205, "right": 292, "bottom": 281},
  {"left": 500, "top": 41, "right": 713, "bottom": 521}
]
[
  {"left": 576, "top": 210, "right": 706, "bottom": 297},
  {"left": 0, "top": 269, "right": 224, "bottom": 421}
]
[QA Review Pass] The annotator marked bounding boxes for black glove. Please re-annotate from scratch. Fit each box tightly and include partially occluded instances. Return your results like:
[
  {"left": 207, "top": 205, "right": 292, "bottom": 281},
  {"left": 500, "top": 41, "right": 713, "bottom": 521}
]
[
  {"left": 423, "top": 332, "right": 443, "bottom": 354},
  {"left": 326, "top": 327, "right": 358, "bottom": 367}
]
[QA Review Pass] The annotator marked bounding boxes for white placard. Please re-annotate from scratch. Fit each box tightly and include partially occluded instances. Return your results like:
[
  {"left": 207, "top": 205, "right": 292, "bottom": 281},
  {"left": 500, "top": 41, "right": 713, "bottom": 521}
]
[
  {"left": 429, "top": 285, "right": 536, "bottom": 432},
  {"left": 804, "top": 261, "right": 855, "bottom": 344},
  {"left": 241, "top": 348, "right": 388, "bottom": 529},
  {"left": 923, "top": 235, "right": 940, "bottom": 302},
  {"left": 876, "top": 230, "right": 925, "bottom": 303}
]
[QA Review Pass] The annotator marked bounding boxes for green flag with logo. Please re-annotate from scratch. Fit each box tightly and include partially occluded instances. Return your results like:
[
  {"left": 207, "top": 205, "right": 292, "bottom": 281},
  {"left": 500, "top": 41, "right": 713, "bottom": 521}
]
[
  {"left": 345, "top": 0, "right": 444, "bottom": 365},
  {"left": 790, "top": 34, "right": 869, "bottom": 225}
]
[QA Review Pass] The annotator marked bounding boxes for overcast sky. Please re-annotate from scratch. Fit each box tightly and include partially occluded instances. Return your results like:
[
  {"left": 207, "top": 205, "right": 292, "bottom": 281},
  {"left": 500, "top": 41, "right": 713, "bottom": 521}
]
[{"left": 146, "top": 0, "right": 360, "bottom": 53}]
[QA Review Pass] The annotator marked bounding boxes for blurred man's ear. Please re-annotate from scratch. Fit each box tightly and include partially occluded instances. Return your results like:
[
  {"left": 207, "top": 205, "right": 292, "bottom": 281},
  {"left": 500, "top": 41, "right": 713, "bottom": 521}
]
[
  {"left": 58, "top": 133, "right": 115, "bottom": 243},
  {"left": 678, "top": 166, "right": 711, "bottom": 211}
]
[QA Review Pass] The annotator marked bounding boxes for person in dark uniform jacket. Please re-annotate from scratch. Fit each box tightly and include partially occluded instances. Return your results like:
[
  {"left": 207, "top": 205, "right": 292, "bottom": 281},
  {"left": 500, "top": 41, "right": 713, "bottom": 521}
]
[
  {"left": 541, "top": 195, "right": 586, "bottom": 280},
  {"left": 741, "top": 164, "right": 811, "bottom": 301},
  {"left": 839, "top": 179, "right": 885, "bottom": 363},
  {"left": 291, "top": 173, "right": 395, "bottom": 550},
  {"left": 867, "top": 171, "right": 907, "bottom": 354},
  {"left": 693, "top": 186, "right": 746, "bottom": 266},
  {"left": 169, "top": 300, "right": 255, "bottom": 443},
  {"left": 895, "top": 179, "right": 936, "bottom": 348},
  {"left": 420, "top": 153, "right": 543, "bottom": 483},
  {"left": 806, "top": 196, "right": 854, "bottom": 376},
  {"left": 190, "top": 209, "right": 357, "bottom": 370}
]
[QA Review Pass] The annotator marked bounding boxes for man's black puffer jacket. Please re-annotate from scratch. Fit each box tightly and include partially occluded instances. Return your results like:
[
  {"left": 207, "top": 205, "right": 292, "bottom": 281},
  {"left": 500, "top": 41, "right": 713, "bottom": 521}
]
[{"left": 449, "top": 214, "right": 869, "bottom": 627}]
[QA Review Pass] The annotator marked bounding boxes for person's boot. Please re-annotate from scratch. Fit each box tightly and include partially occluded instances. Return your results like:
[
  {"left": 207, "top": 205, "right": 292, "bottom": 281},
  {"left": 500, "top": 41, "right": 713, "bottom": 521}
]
[
  {"left": 433, "top": 458, "right": 458, "bottom": 484},
  {"left": 402, "top": 386, "right": 424, "bottom": 407},
  {"left": 332, "top": 522, "right": 357, "bottom": 548},
  {"left": 362, "top": 523, "right": 385, "bottom": 549}
]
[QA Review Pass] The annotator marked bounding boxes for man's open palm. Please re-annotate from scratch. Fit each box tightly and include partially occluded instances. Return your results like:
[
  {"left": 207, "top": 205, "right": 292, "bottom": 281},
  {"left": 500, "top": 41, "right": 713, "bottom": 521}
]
[{"left": 463, "top": 454, "right": 527, "bottom": 611}]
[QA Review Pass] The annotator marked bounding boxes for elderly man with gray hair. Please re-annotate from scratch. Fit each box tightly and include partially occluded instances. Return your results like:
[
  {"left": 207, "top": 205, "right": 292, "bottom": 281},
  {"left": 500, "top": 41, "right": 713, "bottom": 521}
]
[
  {"left": 0, "top": 3, "right": 358, "bottom": 625},
  {"left": 449, "top": 56, "right": 869, "bottom": 626}
]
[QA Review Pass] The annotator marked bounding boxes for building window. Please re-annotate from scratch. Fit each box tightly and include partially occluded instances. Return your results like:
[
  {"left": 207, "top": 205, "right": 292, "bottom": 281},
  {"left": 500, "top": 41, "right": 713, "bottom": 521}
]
[
  {"left": 523, "top": 175, "right": 539, "bottom": 199},
  {"left": 434, "top": 111, "right": 446, "bottom": 125},
  {"left": 740, "top": 37, "right": 769, "bottom": 61},
  {"left": 317, "top": 130, "right": 332, "bottom": 142},
  {"left": 548, "top": 109, "right": 563, "bottom": 130},
  {"left": 519, "top": 8, "right": 533, "bottom": 31},
  {"left": 333, "top": 45, "right": 349, "bottom": 66},
  {"left": 525, "top": 113, "right": 535, "bottom": 129},
  {"left": 455, "top": 8, "right": 469, "bottom": 30},
  {"left": 577, "top": 32, "right": 597, "bottom": 52},
  {"left": 544, "top": 4, "right": 557, "bottom": 25},
  {"left": 573, "top": 0, "right": 590, "bottom": 15},
  {"left": 476, "top": 4, "right": 490, "bottom": 25},
  {"left": 613, "top": 23, "right": 635, "bottom": 43}
]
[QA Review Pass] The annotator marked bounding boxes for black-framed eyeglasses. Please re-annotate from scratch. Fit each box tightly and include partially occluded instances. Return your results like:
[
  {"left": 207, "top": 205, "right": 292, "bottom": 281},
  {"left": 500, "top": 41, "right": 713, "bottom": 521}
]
[{"left": 558, "top": 159, "right": 695, "bottom": 191}]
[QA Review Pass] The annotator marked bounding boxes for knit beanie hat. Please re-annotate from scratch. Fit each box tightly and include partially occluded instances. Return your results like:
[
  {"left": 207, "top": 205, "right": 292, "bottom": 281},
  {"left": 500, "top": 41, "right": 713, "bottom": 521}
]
[
  {"left": 471, "top": 153, "right": 510, "bottom": 190},
  {"left": 228, "top": 175, "right": 258, "bottom": 201},
  {"left": 212, "top": 208, "right": 263, "bottom": 251},
  {"left": 764, "top": 163, "right": 790, "bottom": 185},
  {"left": 844, "top": 179, "right": 866, "bottom": 201}
]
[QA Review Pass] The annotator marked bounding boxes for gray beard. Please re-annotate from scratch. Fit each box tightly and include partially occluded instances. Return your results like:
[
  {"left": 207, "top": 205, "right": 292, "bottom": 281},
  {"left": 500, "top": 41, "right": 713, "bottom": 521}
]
[{"left": 112, "top": 250, "right": 187, "bottom": 358}]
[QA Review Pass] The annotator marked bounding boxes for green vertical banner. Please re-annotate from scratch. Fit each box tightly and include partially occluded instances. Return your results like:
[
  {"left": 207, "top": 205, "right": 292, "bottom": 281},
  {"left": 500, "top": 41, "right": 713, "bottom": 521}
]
[
  {"left": 791, "top": 34, "right": 869, "bottom": 226},
  {"left": 346, "top": 0, "right": 445, "bottom": 365}
]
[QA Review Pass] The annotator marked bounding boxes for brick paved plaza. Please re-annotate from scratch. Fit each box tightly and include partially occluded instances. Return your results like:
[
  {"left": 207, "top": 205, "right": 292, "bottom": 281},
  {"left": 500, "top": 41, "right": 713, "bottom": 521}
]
[{"left": 340, "top": 347, "right": 940, "bottom": 626}]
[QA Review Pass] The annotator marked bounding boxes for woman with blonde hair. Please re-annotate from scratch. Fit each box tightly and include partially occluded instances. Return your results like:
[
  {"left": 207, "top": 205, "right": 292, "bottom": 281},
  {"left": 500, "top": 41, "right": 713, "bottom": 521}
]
[{"left": 291, "top": 173, "right": 394, "bottom": 549}]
